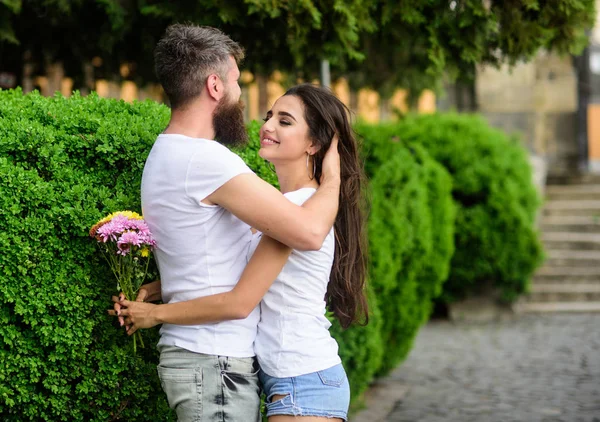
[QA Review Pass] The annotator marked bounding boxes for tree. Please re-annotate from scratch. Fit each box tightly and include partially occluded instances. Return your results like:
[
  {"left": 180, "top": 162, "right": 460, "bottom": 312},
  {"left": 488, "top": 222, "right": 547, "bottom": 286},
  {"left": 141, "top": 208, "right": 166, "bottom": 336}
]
[
  {"left": 0, "top": 0, "right": 20, "bottom": 45},
  {"left": 344, "top": 0, "right": 597, "bottom": 101},
  {"left": 1, "top": 0, "right": 596, "bottom": 100}
]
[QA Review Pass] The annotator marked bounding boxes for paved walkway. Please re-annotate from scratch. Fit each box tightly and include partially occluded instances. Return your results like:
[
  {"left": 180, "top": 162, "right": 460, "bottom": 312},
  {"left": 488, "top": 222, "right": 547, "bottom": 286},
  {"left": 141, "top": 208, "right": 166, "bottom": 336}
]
[{"left": 359, "top": 314, "right": 600, "bottom": 422}]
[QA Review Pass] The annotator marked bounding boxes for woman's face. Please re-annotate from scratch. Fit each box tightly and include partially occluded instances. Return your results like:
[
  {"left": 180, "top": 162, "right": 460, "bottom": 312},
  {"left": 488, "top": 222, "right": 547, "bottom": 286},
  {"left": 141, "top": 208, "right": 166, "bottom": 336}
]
[{"left": 259, "top": 95, "right": 314, "bottom": 165}]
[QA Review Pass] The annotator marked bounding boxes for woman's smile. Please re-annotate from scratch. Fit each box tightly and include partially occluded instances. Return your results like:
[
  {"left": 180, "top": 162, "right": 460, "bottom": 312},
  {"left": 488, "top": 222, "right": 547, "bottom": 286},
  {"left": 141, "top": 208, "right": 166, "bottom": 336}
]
[{"left": 260, "top": 135, "right": 280, "bottom": 146}]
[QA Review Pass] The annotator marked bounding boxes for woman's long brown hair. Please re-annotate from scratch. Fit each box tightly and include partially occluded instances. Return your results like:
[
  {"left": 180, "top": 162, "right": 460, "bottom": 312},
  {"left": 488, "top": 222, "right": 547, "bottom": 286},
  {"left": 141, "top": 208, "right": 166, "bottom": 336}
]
[{"left": 285, "top": 84, "right": 368, "bottom": 329}]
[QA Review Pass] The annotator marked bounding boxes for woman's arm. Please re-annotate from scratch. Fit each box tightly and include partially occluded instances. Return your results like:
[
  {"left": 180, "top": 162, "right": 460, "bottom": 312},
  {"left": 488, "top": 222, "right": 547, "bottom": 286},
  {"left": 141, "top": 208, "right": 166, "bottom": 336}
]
[{"left": 115, "top": 235, "right": 292, "bottom": 336}]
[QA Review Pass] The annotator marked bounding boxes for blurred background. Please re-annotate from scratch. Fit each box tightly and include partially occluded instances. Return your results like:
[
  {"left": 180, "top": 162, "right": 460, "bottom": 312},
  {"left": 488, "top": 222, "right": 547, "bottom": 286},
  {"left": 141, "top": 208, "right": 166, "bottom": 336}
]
[
  {"left": 1, "top": 0, "right": 599, "bottom": 180},
  {"left": 1, "top": 2, "right": 600, "bottom": 421}
]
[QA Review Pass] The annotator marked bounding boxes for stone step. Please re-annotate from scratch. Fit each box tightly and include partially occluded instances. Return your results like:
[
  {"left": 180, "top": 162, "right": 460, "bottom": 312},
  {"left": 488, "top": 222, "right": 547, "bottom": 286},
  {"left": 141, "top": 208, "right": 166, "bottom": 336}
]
[
  {"left": 542, "top": 232, "right": 600, "bottom": 251},
  {"left": 543, "top": 208, "right": 600, "bottom": 217},
  {"left": 545, "top": 250, "right": 600, "bottom": 267},
  {"left": 515, "top": 301, "right": 600, "bottom": 313},
  {"left": 546, "top": 185, "right": 600, "bottom": 200},
  {"left": 526, "top": 292, "right": 600, "bottom": 303},
  {"left": 533, "top": 274, "right": 600, "bottom": 284},
  {"left": 543, "top": 200, "right": 600, "bottom": 217},
  {"left": 525, "top": 284, "right": 600, "bottom": 303},
  {"left": 545, "top": 200, "right": 600, "bottom": 210},
  {"left": 547, "top": 193, "right": 600, "bottom": 201},
  {"left": 536, "top": 266, "right": 600, "bottom": 276},
  {"left": 542, "top": 232, "right": 600, "bottom": 242},
  {"left": 540, "top": 216, "right": 600, "bottom": 233},
  {"left": 530, "top": 283, "right": 600, "bottom": 293},
  {"left": 534, "top": 266, "right": 600, "bottom": 283},
  {"left": 544, "top": 241, "right": 600, "bottom": 251}
]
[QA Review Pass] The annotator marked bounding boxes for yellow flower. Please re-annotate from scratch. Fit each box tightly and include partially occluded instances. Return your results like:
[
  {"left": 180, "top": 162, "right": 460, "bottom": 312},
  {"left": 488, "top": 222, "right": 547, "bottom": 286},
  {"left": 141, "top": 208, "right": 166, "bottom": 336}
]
[
  {"left": 93, "top": 210, "right": 143, "bottom": 226},
  {"left": 140, "top": 248, "right": 150, "bottom": 258},
  {"left": 115, "top": 210, "right": 143, "bottom": 220},
  {"left": 90, "top": 210, "right": 145, "bottom": 238}
]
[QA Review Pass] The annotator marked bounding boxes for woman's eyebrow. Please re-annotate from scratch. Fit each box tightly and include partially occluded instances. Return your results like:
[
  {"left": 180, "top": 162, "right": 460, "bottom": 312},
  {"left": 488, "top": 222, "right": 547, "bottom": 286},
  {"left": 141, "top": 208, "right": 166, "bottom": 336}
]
[{"left": 277, "top": 111, "right": 297, "bottom": 122}]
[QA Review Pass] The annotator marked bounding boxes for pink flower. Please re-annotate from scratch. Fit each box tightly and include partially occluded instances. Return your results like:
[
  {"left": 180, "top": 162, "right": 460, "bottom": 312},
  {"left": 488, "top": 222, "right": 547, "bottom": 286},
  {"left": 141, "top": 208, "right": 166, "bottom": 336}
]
[
  {"left": 92, "top": 211, "right": 156, "bottom": 253},
  {"left": 118, "top": 231, "right": 142, "bottom": 250},
  {"left": 97, "top": 220, "right": 121, "bottom": 242}
]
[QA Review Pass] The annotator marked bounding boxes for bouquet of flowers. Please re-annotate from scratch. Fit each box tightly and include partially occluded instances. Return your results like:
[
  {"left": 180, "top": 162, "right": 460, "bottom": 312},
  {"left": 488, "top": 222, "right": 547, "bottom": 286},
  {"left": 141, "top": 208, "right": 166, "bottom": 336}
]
[{"left": 90, "top": 211, "right": 156, "bottom": 353}]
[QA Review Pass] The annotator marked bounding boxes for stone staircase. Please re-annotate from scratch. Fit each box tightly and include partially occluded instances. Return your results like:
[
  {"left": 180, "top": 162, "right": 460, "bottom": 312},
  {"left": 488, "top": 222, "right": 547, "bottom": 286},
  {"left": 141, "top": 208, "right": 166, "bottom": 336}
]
[{"left": 518, "top": 181, "right": 600, "bottom": 312}]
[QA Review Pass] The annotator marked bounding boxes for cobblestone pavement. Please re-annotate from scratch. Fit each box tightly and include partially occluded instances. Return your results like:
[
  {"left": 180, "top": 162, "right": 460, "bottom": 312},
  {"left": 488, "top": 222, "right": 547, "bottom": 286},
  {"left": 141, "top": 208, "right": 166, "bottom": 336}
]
[{"left": 385, "top": 314, "right": 600, "bottom": 422}]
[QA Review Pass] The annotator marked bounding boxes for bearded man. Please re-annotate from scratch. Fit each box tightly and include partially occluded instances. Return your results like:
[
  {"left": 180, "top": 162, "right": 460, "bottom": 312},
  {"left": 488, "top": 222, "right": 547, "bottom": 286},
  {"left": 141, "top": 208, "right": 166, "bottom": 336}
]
[{"left": 119, "top": 24, "right": 341, "bottom": 422}]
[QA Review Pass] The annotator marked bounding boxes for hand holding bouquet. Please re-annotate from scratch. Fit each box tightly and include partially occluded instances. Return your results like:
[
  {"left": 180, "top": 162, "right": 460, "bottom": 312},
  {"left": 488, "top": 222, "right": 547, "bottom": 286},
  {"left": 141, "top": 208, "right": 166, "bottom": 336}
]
[{"left": 90, "top": 211, "right": 156, "bottom": 353}]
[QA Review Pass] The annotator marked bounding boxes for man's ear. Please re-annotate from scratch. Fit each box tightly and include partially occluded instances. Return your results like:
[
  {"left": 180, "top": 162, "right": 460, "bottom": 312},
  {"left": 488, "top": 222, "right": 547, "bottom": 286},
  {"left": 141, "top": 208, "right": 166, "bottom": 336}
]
[{"left": 205, "top": 74, "right": 225, "bottom": 102}]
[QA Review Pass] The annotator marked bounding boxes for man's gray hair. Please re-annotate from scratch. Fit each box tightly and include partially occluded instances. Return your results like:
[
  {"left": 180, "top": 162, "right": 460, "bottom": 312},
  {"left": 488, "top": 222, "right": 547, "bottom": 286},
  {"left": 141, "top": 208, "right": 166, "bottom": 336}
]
[{"left": 154, "top": 24, "right": 244, "bottom": 109}]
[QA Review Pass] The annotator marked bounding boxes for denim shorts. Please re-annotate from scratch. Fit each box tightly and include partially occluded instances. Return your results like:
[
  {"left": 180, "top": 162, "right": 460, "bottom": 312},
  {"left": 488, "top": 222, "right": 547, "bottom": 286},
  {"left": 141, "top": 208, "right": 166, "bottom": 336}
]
[{"left": 259, "top": 364, "right": 350, "bottom": 420}]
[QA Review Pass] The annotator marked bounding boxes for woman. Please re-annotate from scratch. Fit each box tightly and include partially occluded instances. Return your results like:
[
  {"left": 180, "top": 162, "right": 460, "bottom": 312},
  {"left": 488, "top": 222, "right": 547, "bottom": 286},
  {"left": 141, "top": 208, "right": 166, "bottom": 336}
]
[{"left": 115, "top": 84, "right": 368, "bottom": 421}]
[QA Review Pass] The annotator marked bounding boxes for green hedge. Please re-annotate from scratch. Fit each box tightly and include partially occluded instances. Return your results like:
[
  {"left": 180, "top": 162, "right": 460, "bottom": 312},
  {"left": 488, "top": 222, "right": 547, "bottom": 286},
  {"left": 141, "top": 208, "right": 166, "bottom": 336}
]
[
  {"left": 357, "top": 114, "right": 544, "bottom": 303},
  {"left": 358, "top": 128, "right": 455, "bottom": 375},
  {"left": 0, "top": 89, "right": 172, "bottom": 421},
  {"left": 6, "top": 90, "right": 529, "bottom": 420}
]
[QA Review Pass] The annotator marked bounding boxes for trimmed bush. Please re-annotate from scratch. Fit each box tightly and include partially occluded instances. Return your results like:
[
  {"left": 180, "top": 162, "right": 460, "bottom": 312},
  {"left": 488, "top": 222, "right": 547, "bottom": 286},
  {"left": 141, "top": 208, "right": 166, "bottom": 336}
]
[
  {"left": 357, "top": 114, "right": 544, "bottom": 303},
  {"left": 330, "top": 286, "right": 383, "bottom": 402},
  {"left": 0, "top": 89, "right": 173, "bottom": 421},
  {"left": 357, "top": 127, "right": 455, "bottom": 375},
  {"left": 0, "top": 90, "right": 456, "bottom": 419}
]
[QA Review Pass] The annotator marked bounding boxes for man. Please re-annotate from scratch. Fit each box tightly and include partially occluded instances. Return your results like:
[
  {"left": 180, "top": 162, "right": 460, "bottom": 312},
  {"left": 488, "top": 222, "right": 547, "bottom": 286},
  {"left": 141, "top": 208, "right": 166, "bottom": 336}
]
[{"left": 113, "top": 24, "right": 340, "bottom": 421}]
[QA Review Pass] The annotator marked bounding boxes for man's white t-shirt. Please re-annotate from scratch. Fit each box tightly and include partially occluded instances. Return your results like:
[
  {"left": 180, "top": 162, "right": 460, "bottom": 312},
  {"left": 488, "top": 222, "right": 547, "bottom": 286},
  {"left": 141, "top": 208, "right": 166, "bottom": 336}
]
[
  {"left": 249, "top": 188, "right": 342, "bottom": 377},
  {"left": 141, "top": 133, "right": 258, "bottom": 357}
]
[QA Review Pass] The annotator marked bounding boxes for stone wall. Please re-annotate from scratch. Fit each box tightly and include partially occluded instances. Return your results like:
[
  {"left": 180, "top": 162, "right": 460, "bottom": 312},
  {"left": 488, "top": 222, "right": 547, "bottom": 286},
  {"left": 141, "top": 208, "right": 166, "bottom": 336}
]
[
  {"left": 475, "top": 53, "right": 579, "bottom": 179},
  {"left": 593, "top": 0, "right": 600, "bottom": 46}
]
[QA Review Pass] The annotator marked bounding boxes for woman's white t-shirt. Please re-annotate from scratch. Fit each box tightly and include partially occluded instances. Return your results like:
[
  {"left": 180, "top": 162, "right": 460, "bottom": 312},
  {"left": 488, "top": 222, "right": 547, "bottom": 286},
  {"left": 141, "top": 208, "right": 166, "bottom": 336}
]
[{"left": 249, "top": 187, "right": 342, "bottom": 377}]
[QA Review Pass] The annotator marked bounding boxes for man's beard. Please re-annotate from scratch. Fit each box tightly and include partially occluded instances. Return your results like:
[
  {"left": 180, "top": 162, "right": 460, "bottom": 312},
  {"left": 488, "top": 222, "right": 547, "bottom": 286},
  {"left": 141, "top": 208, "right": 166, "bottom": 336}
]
[{"left": 213, "top": 95, "right": 248, "bottom": 148}]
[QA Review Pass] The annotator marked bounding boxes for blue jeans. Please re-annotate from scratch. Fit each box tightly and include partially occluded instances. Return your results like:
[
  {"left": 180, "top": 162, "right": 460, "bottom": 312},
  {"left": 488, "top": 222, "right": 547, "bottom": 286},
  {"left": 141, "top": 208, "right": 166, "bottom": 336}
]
[
  {"left": 157, "top": 345, "right": 261, "bottom": 422},
  {"left": 259, "top": 364, "right": 350, "bottom": 420}
]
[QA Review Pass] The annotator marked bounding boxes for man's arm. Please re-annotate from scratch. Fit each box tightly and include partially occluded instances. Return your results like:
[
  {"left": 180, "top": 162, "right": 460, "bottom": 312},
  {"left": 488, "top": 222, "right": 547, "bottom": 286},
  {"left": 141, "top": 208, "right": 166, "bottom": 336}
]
[
  {"left": 207, "top": 136, "right": 341, "bottom": 251},
  {"left": 139, "top": 280, "right": 162, "bottom": 302},
  {"left": 113, "top": 235, "right": 291, "bottom": 334}
]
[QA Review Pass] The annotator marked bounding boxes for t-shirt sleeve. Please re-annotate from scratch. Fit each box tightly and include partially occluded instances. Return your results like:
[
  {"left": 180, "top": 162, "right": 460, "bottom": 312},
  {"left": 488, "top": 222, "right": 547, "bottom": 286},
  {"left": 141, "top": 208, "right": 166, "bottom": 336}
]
[{"left": 185, "top": 143, "right": 254, "bottom": 204}]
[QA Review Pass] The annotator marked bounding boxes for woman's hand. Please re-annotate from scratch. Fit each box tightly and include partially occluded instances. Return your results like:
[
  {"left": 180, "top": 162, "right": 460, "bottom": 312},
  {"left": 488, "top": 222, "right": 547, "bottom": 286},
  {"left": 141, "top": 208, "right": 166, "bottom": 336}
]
[
  {"left": 321, "top": 133, "right": 340, "bottom": 185},
  {"left": 111, "top": 296, "right": 161, "bottom": 335},
  {"left": 110, "top": 288, "right": 150, "bottom": 327}
]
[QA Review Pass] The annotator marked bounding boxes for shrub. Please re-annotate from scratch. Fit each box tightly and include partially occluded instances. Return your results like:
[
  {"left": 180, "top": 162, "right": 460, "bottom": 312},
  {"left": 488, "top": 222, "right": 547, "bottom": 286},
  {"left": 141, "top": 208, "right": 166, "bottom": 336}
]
[
  {"left": 357, "top": 127, "right": 456, "bottom": 375},
  {"left": 330, "top": 286, "right": 383, "bottom": 402},
  {"left": 359, "top": 114, "right": 544, "bottom": 303},
  {"left": 395, "top": 114, "right": 544, "bottom": 302},
  {"left": 0, "top": 90, "right": 456, "bottom": 419},
  {"left": 0, "top": 89, "right": 173, "bottom": 421}
]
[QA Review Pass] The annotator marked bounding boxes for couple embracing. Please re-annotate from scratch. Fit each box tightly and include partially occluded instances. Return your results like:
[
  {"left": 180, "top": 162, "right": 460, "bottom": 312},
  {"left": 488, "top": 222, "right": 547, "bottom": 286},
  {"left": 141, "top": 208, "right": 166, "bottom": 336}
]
[{"left": 110, "top": 23, "right": 368, "bottom": 422}]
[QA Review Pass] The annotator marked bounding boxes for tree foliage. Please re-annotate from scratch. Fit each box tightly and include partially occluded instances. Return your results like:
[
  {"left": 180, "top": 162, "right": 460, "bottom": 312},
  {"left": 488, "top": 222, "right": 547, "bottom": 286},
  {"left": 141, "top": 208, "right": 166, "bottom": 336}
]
[
  {"left": 1, "top": 0, "right": 595, "bottom": 95},
  {"left": 345, "top": 0, "right": 597, "bottom": 98}
]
